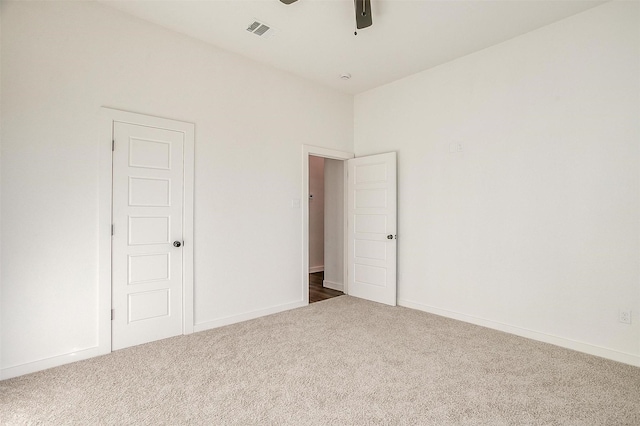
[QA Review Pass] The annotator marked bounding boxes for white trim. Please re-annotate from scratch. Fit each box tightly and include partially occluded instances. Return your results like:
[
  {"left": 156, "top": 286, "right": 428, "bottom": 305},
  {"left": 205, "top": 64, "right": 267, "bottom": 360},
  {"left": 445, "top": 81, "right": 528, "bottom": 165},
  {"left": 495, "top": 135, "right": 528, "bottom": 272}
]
[
  {"left": 98, "top": 109, "right": 115, "bottom": 357},
  {"left": 399, "top": 299, "right": 640, "bottom": 368},
  {"left": 100, "top": 107, "right": 195, "bottom": 351},
  {"left": 323, "top": 280, "right": 344, "bottom": 292},
  {"left": 342, "top": 160, "right": 349, "bottom": 295},
  {"left": 0, "top": 346, "right": 104, "bottom": 380},
  {"left": 193, "top": 300, "right": 306, "bottom": 333},
  {"left": 309, "top": 265, "right": 324, "bottom": 273},
  {"left": 182, "top": 123, "right": 195, "bottom": 335},
  {"left": 302, "top": 145, "right": 353, "bottom": 304}
]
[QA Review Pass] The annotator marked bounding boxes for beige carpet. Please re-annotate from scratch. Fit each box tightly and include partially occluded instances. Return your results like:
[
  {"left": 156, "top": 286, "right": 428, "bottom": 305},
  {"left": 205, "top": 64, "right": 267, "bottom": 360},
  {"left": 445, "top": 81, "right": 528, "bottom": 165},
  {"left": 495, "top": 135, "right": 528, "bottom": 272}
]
[{"left": 1, "top": 296, "right": 639, "bottom": 425}]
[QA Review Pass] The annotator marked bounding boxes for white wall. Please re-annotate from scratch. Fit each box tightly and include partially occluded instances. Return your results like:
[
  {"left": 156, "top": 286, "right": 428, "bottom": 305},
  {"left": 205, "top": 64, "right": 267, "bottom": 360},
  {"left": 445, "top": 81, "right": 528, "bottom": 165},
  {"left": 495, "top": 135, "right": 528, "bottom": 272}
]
[
  {"left": 0, "top": 1, "right": 352, "bottom": 376},
  {"left": 0, "top": 1, "right": 3, "bottom": 371},
  {"left": 308, "top": 156, "right": 325, "bottom": 272},
  {"left": 324, "top": 158, "right": 344, "bottom": 291},
  {"left": 355, "top": 1, "right": 640, "bottom": 365}
]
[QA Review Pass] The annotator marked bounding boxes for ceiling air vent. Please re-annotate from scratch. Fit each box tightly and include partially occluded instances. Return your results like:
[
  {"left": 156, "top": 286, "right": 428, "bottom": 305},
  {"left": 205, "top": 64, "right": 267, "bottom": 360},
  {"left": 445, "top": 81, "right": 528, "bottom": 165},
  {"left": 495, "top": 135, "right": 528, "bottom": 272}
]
[{"left": 246, "top": 20, "right": 275, "bottom": 38}]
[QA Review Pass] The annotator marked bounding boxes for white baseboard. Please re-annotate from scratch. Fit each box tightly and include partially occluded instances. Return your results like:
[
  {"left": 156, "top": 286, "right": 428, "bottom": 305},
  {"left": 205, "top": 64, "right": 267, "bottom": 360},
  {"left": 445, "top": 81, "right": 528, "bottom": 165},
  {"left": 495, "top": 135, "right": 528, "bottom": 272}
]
[
  {"left": 1, "top": 345, "right": 109, "bottom": 380},
  {"left": 193, "top": 300, "right": 307, "bottom": 333},
  {"left": 309, "top": 265, "right": 324, "bottom": 273},
  {"left": 323, "top": 280, "right": 343, "bottom": 292},
  {"left": 398, "top": 299, "right": 640, "bottom": 368}
]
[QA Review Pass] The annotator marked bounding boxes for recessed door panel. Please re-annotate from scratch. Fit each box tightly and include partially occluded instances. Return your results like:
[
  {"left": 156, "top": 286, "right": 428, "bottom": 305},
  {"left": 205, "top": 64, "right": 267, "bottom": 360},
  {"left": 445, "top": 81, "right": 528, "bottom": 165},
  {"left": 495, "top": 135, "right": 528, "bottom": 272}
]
[
  {"left": 355, "top": 188, "right": 387, "bottom": 209},
  {"left": 128, "top": 290, "right": 170, "bottom": 322},
  {"left": 128, "top": 216, "right": 170, "bottom": 245},
  {"left": 355, "top": 162, "right": 387, "bottom": 184},
  {"left": 128, "top": 253, "right": 170, "bottom": 284},
  {"left": 355, "top": 264, "right": 387, "bottom": 288},
  {"left": 129, "top": 177, "right": 170, "bottom": 207},
  {"left": 355, "top": 214, "right": 387, "bottom": 234},
  {"left": 355, "top": 240, "right": 386, "bottom": 261},
  {"left": 129, "top": 138, "right": 171, "bottom": 170}
]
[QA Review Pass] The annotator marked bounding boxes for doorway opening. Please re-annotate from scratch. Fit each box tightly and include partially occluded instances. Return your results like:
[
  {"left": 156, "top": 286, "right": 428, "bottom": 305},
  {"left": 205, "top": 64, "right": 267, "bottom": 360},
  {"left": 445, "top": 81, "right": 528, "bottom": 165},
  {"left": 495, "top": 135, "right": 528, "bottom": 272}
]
[
  {"left": 308, "top": 155, "right": 344, "bottom": 303},
  {"left": 302, "top": 145, "right": 397, "bottom": 306},
  {"left": 302, "top": 146, "right": 354, "bottom": 304}
]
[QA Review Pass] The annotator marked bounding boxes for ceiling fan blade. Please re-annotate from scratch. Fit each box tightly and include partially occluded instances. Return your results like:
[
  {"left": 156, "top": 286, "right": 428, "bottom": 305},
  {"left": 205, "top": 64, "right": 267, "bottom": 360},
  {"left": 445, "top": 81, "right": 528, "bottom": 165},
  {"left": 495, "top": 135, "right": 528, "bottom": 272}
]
[
  {"left": 355, "top": 0, "right": 373, "bottom": 29},
  {"left": 280, "top": 0, "right": 298, "bottom": 4}
]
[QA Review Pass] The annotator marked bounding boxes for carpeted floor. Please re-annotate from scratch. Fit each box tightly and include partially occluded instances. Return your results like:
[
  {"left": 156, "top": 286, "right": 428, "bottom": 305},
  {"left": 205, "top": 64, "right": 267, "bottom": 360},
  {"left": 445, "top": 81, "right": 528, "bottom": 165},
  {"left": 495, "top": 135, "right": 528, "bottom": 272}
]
[{"left": 1, "top": 296, "right": 639, "bottom": 425}]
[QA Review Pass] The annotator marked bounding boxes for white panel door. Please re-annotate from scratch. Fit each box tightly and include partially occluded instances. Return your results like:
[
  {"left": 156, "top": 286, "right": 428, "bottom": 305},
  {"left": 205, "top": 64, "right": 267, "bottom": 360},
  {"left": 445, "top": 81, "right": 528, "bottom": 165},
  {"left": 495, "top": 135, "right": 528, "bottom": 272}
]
[
  {"left": 112, "top": 122, "right": 184, "bottom": 350},
  {"left": 347, "top": 152, "right": 397, "bottom": 306}
]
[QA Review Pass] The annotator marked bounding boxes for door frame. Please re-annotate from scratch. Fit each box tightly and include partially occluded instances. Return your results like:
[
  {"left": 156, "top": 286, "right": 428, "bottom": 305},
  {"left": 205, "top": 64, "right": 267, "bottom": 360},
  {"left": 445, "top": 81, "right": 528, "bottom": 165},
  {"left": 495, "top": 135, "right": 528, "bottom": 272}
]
[
  {"left": 302, "top": 145, "right": 354, "bottom": 303},
  {"left": 98, "top": 107, "right": 195, "bottom": 354}
]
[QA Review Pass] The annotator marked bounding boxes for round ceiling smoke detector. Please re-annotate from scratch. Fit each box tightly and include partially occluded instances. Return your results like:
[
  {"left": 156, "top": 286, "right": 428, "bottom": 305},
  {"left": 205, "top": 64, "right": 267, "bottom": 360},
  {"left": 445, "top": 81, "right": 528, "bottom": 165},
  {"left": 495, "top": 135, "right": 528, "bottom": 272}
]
[{"left": 340, "top": 73, "right": 352, "bottom": 80}]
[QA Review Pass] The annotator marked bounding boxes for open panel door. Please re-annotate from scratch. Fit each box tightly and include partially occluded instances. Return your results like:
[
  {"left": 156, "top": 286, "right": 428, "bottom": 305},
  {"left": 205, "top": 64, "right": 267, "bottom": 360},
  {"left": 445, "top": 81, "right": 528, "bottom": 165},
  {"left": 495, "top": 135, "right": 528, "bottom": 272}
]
[{"left": 347, "top": 152, "right": 397, "bottom": 306}]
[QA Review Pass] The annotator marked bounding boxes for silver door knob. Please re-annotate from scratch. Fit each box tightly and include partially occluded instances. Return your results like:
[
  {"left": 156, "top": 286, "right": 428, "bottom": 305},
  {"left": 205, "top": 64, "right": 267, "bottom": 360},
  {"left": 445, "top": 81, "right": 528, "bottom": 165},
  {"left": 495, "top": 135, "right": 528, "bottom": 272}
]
[
  {"left": 173, "top": 241, "right": 182, "bottom": 247},
  {"left": 387, "top": 235, "right": 393, "bottom": 240}
]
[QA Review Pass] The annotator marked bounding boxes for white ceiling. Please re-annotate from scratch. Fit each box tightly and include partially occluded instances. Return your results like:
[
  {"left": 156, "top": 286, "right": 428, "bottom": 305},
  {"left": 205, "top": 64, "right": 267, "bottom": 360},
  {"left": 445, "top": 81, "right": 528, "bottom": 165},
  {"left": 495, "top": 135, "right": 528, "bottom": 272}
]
[{"left": 100, "top": 0, "right": 606, "bottom": 94}]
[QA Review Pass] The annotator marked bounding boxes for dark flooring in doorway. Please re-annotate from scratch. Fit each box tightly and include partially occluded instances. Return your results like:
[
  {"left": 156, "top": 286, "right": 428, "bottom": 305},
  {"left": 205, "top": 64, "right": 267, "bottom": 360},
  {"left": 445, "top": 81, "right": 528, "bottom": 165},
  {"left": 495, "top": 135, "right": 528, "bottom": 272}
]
[{"left": 309, "top": 272, "right": 343, "bottom": 303}]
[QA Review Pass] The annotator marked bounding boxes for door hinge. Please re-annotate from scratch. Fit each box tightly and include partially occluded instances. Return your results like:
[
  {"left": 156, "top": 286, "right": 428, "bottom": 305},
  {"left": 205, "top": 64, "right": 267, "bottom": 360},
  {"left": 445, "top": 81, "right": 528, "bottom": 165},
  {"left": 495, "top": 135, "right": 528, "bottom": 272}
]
[
  {"left": 111, "top": 224, "right": 114, "bottom": 236},
  {"left": 112, "top": 139, "right": 115, "bottom": 151},
  {"left": 111, "top": 309, "right": 114, "bottom": 320}
]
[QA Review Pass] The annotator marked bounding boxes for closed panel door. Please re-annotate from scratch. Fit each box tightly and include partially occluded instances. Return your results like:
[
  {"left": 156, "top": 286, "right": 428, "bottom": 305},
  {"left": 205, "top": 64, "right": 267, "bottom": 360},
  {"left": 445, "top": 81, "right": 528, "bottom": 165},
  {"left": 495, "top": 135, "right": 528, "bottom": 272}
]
[
  {"left": 112, "top": 122, "right": 184, "bottom": 350},
  {"left": 347, "top": 152, "right": 397, "bottom": 306}
]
